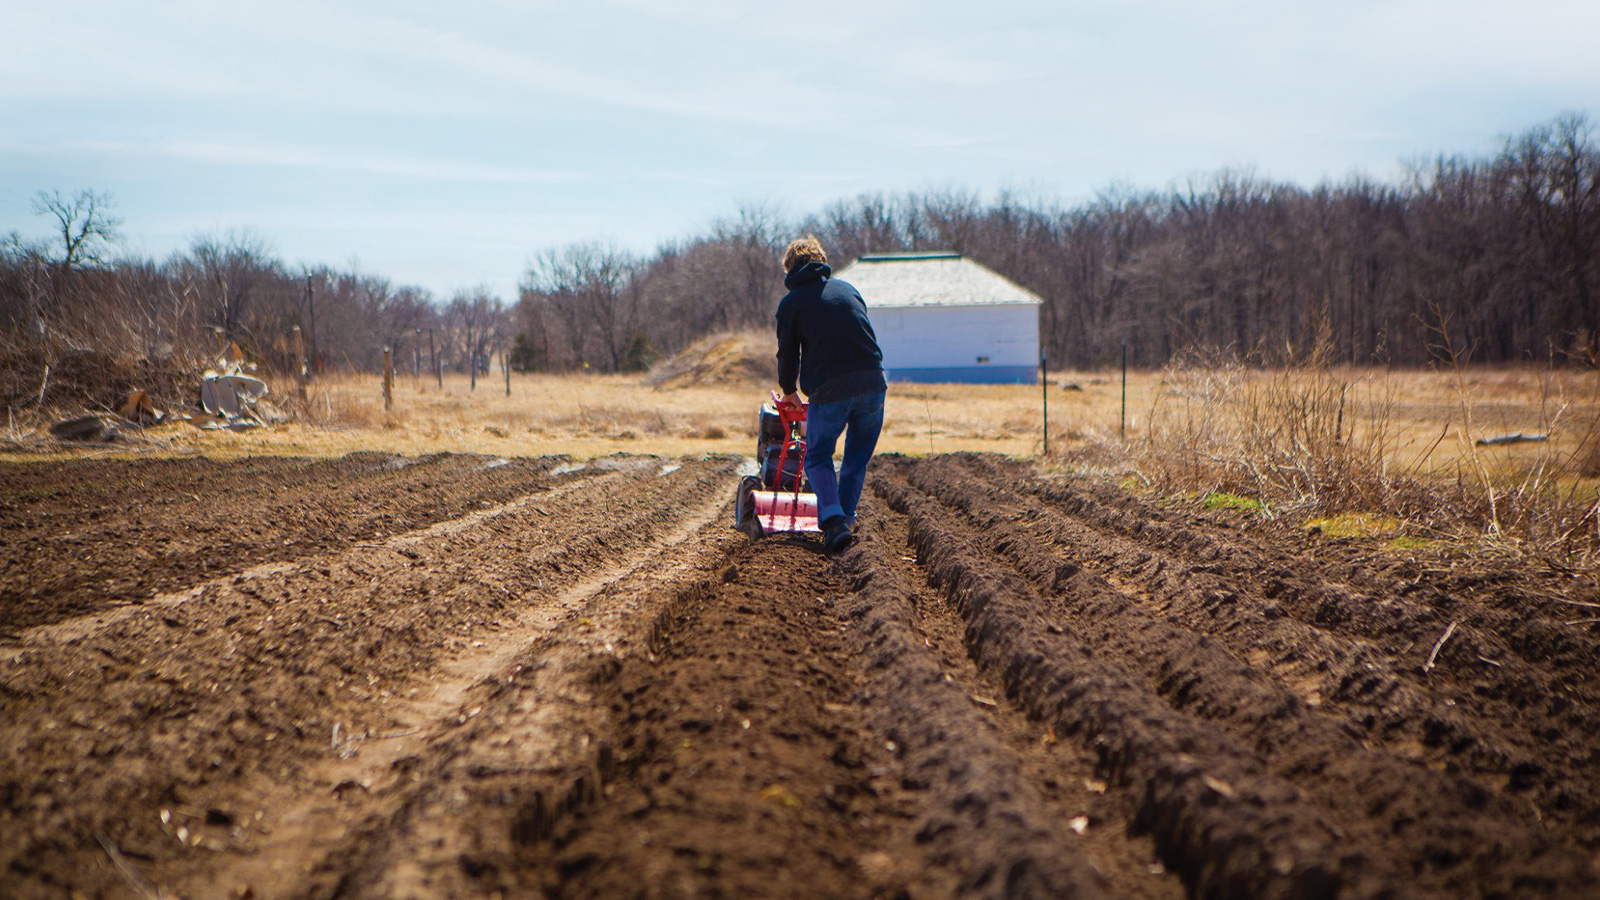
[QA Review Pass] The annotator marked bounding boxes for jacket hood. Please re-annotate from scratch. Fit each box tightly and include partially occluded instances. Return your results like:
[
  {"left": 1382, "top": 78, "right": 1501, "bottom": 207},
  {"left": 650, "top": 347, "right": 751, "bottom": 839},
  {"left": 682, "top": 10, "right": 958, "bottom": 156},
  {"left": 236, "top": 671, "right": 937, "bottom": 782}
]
[{"left": 784, "top": 260, "right": 832, "bottom": 289}]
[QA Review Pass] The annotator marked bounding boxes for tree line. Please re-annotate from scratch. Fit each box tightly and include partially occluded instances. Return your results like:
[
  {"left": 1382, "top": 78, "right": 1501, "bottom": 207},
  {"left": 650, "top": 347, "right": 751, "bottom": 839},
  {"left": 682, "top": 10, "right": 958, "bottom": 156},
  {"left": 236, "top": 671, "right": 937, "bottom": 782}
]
[
  {"left": 4, "top": 112, "right": 1596, "bottom": 395},
  {"left": 520, "top": 113, "right": 1597, "bottom": 370},
  {"left": 1, "top": 203, "right": 505, "bottom": 389}
]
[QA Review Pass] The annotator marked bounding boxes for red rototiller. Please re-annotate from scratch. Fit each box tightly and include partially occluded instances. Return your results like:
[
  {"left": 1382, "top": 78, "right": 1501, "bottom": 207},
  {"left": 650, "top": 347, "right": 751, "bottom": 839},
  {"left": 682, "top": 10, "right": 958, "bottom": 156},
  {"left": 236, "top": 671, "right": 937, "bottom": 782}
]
[{"left": 735, "top": 392, "right": 820, "bottom": 538}]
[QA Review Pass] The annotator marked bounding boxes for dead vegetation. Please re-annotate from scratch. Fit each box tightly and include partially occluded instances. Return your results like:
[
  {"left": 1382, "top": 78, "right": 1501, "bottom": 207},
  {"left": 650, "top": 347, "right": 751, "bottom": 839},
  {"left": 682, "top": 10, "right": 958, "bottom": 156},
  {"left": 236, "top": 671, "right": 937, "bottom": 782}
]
[
  {"left": 1126, "top": 335, "right": 1600, "bottom": 563},
  {"left": 1, "top": 349, "right": 200, "bottom": 424}
]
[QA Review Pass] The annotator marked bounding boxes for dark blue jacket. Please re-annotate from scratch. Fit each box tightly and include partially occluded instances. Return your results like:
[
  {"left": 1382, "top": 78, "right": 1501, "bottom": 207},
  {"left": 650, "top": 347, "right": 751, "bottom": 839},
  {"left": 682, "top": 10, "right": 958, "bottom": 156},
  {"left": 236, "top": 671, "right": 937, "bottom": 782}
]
[{"left": 776, "top": 261, "right": 886, "bottom": 403}]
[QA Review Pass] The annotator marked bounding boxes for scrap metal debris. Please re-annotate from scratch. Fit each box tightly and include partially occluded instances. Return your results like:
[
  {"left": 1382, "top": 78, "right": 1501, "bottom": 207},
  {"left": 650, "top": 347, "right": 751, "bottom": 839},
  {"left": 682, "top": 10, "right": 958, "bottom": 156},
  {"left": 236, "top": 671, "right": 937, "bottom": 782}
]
[
  {"left": 199, "top": 344, "right": 271, "bottom": 429},
  {"left": 46, "top": 344, "right": 278, "bottom": 442}
]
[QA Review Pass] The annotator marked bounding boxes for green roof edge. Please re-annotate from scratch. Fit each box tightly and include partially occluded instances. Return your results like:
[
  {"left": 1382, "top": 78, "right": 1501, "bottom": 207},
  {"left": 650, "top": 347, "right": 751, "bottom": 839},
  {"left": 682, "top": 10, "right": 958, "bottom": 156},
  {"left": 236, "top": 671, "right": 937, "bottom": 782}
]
[{"left": 856, "top": 252, "right": 963, "bottom": 262}]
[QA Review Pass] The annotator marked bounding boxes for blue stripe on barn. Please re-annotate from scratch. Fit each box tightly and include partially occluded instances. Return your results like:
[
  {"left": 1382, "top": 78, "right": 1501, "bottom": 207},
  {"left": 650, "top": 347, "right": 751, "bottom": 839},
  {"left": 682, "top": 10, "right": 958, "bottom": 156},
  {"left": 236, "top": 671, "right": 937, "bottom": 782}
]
[{"left": 885, "top": 366, "right": 1038, "bottom": 385}]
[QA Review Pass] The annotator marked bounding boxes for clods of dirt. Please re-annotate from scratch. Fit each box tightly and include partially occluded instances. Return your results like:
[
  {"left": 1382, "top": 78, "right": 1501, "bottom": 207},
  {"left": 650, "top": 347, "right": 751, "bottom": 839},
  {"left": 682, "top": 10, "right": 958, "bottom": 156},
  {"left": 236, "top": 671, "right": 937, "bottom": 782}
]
[{"left": 2, "top": 452, "right": 1597, "bottom": 900}]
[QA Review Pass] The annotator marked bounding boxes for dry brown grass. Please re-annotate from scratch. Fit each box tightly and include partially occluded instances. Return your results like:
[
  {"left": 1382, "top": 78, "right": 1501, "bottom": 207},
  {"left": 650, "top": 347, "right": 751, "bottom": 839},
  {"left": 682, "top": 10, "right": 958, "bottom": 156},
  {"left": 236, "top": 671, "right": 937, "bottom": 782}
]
[
  {"left": 1123, "top": 351, "right": 1600, "bottom": 561},
  {"left": 9, "top": 354, "right": 1598, "bottom": 559},
  {"left": 0, "top": 369, "right": 1087, "bottom": 460}
]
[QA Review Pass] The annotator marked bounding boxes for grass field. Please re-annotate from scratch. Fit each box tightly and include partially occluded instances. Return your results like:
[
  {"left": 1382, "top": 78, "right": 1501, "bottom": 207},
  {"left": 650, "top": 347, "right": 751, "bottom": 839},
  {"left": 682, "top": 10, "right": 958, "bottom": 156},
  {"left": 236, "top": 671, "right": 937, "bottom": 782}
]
[
  {"left": 9, "top": 364, "right": 1595, "bottom": 472},
  {"left": 9, "top": 370, "right": 1142, "bottom": 460},
  {"left": 7, "top": 362, "right": 1598, "bottom": 554}
]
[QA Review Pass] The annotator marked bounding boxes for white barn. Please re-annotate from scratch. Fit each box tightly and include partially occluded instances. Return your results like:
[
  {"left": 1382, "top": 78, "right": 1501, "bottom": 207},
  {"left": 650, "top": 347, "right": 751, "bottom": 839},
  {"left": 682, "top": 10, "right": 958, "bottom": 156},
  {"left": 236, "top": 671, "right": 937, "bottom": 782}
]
[{"left": 835, "top": 252, "right": 1042, "bottom": 384}]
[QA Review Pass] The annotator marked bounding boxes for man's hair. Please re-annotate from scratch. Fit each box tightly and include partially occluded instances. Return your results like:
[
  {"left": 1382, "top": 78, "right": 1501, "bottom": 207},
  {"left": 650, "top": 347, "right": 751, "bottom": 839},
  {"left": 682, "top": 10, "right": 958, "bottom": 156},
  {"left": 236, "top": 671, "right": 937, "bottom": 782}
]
[{"left": 782, "top": 236, "right": 828, "bottom": 272}]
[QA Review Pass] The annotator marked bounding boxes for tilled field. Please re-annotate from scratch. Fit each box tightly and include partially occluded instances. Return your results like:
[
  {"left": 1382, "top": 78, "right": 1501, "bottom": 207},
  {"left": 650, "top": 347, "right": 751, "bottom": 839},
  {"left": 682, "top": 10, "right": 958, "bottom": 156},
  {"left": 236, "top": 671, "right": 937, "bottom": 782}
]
[{"left": 2, "top": 451, "right": 1597, "bottom": 899}]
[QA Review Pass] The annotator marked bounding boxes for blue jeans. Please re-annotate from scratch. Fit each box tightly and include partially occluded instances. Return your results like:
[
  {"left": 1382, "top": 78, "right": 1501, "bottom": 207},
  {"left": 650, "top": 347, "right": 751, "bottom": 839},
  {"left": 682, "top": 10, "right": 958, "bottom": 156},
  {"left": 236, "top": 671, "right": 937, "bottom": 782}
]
[{"left": 804, "top": 391, "right": 885, "bottom": 526}]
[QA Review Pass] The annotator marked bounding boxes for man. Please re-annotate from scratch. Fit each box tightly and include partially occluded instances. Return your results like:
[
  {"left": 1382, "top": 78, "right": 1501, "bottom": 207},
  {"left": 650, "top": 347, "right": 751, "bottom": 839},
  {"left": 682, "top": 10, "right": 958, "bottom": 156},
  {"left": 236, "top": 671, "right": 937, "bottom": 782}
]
[{"left": 775, "top": 236, "right": 887, "bottom": 554}]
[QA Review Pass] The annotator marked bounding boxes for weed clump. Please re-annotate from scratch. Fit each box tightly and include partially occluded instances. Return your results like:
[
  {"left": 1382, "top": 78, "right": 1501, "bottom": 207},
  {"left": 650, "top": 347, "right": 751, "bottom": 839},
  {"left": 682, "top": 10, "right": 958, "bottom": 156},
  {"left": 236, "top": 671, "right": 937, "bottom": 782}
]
[{"left": 1202, "top": 492, "right": 1266, "bottom": 513}]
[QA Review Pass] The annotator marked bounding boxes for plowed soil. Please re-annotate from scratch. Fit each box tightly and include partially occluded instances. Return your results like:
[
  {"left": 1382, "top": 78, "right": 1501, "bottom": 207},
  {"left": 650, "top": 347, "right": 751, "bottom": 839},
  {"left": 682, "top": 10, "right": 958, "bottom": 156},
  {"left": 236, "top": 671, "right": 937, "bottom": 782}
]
[{"left": 2, "top": 451, "right": 1597, "bottom": 899}]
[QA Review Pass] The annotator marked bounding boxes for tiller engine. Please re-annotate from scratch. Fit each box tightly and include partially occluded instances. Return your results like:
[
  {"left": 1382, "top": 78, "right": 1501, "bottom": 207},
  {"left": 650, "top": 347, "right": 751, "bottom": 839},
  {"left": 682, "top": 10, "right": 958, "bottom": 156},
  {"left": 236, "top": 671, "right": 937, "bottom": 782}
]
[{"left": 734, "top": 392, "right": 820, "bottom": 538}]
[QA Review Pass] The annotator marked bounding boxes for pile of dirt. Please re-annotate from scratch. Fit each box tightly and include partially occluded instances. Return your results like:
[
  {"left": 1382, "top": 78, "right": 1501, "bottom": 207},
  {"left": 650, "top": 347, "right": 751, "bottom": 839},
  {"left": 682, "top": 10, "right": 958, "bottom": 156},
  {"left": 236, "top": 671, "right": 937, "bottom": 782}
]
[{"left": 645, "top": 330, "right": 774, "bottom": 389}]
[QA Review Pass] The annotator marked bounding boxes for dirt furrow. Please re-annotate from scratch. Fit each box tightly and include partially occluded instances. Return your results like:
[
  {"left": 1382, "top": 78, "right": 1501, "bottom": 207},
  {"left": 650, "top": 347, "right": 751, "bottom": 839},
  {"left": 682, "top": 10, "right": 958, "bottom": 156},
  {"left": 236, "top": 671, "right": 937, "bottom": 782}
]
[
  {"left": 15, "top": 465, "right": 619, "bottom": 648},
  {"left": 0, "top": 455, "right": 736, "bottom": 900},
  {"left": 291, "top": 489, "right": 1185, "bottom": 900},
  {"left": 324, "top": 486, "right": 1189, "bottom": 900},
  {"left": 840, "top": 504, "right": 1185, "bottom": 899},
  {"left": 1014, "top": 456, "right": 1600, "bottom": 720},
  {"left": 973, "top": 455, "right": 1600, "bottom": 848},
  {"left": 0, "top": 455, "right": 377, "bottom": 522},
  {"left": 944, "top": 455, "right": 1600, "bottom": 843},
  {"left": 0, "top": 452, "right": 584, "bottom": 633},
  {"left": 873, "top": 471, "right": 1354, "bottom": 900},
  {"left": 185, "top": 479, "right": 743, "bottom": 900},
  {"left": 887, "top": 456, "right": 1599, "bottom": 898},
  {"left": 467, "top": 533, "right": 917, "bottom": 900}
]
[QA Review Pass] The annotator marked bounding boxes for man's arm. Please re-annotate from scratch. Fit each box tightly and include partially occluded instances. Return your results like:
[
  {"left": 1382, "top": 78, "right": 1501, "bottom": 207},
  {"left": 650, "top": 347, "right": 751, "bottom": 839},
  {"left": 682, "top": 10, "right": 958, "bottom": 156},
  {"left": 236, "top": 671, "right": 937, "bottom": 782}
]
[{"left": 775, "top": 300, "right": 801, "bottom": 400}]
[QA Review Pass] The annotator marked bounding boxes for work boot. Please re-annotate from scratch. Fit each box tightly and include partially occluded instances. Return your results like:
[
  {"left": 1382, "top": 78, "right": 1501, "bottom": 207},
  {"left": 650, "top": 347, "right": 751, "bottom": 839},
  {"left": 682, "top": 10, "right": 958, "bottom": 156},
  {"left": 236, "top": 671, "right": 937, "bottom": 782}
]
[{"left": 822, "top": 516, "right": 854, "bottom": 554}]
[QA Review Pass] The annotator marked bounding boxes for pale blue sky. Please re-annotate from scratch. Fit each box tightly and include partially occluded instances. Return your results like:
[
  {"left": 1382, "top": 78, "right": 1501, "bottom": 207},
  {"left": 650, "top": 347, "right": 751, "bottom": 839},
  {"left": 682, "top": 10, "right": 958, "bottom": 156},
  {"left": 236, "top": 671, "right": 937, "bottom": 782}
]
[{"left": 3, "top": 0, "right": 1597, "bottom": 302}]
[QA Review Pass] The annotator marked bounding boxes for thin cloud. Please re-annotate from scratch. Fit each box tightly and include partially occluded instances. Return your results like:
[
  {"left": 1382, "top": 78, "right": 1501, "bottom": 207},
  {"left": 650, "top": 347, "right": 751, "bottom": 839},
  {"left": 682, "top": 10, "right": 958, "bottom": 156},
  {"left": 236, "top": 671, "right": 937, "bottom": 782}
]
[{"left": 17, "top": 139, "right": 585, "bottom": 186}]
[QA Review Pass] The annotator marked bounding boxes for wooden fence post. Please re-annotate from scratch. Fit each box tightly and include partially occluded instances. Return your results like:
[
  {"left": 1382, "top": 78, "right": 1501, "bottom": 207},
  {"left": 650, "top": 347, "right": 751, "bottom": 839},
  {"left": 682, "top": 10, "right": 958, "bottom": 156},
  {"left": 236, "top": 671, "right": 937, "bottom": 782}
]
[
  {"left": 293, "top": 326, "right": 307, "bottom": 401},
  {"left": 383, "top": 347, "right": 394, "bottom": 411}
]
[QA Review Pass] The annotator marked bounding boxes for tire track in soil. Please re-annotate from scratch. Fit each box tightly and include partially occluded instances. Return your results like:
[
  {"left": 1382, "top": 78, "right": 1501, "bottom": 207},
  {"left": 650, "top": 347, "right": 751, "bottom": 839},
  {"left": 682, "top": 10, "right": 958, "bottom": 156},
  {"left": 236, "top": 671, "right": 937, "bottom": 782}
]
[
  {"left": 0, "top": 456, "right": 736, "bottom": 900},
  {"left": 0, "top": 452, "right": 578, "bottom": 634},
  {"left": 878, "top": 456, "right": 1600, "bottom": 900}
]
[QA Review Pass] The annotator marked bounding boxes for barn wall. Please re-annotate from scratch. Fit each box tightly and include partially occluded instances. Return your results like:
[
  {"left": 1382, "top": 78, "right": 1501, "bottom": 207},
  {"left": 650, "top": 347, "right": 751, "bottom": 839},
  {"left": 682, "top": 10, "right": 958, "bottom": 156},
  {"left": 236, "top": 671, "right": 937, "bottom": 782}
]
[{"left": 872, "top": 304, "right": 1039, "bottom": 384}]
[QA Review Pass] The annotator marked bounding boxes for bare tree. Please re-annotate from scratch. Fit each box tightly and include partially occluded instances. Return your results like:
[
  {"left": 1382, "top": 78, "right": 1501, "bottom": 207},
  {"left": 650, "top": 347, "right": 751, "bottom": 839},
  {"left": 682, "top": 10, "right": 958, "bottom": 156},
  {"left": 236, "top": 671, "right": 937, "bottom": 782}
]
[
  {"left": 711, "top": 202, "right": 788, "bottom": 328},
  {"left": 524, "top": 242, "right": 646, "bottom": 372},
  {"left": 444, "top": 288, "right": 505, "bottom": 388},
  {"left": 179, "top": 229, "right": 280, "bottom": 348},
  {"left": 523, "top": 248, "right": 593, "bottom": 370},
  {"left": 1506, "top": 113, "right": 1600, "bottom": 345},
  {"left": 33, "top": 189, "right": 123, "bottom": 270}
]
